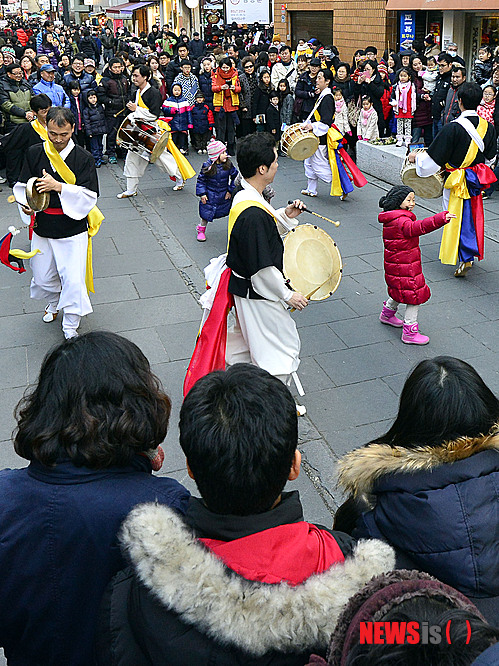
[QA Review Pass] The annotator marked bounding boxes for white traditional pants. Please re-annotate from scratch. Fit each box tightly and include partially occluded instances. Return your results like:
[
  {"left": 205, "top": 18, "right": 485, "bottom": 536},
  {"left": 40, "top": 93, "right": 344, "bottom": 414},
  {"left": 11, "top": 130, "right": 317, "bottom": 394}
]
[
  {"left": 30, "top": 231, "right": 92, "bottom": 335},
  {"left": 123, "top": 149, "right": 183, "bottom": 194},
  {"left": 304, "top": 145, "right": 332, "bottom": 194},
  {"left": 226, "top": 296, "right": 301, "bottom": 380}
]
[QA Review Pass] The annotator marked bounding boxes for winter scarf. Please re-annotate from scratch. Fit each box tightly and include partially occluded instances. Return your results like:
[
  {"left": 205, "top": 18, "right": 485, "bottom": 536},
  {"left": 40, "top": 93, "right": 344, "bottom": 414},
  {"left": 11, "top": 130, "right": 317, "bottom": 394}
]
[
  {"left": 395, "top": 81, "right": 416, "bottom": 114},
  {"left": 360, "top": 106, "right": 375, "bottom": 127},
  {"left": 478, "top": 99, "right": 495, "bottom": 124}
]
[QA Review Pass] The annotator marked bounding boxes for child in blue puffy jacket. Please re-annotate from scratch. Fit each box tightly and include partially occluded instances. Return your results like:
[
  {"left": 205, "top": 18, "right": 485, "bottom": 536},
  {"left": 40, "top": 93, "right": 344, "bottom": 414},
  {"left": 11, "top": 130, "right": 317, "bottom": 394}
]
[
  {"left": 195, "top": 138, "right": 238, "bottom": 242},
  {"left": 161, "top": 83, "right": 192, "bottom": 154}
]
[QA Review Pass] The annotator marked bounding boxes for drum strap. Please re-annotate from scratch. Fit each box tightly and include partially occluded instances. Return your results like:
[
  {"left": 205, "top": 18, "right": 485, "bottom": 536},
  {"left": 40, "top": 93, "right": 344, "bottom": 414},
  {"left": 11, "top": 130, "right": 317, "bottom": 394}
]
[
  {"left": 43, "top": 140, "right": 104, "bottom": 293},
  {"left": 228, "top": 199, "right": 280, "bottom": 250}
]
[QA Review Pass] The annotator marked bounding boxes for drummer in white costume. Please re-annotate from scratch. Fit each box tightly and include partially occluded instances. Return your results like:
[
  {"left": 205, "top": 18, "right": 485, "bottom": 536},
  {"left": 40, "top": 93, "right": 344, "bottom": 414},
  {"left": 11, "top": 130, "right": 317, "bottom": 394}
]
[
  {"left": 226, "top": 133, "right": 309, "bottom": 411},
  {"left": 301, "top": 67, "right": 336, "bottom": 198},
  {"left": 117, "top": 64, "right": 184, "bottom": 198}
]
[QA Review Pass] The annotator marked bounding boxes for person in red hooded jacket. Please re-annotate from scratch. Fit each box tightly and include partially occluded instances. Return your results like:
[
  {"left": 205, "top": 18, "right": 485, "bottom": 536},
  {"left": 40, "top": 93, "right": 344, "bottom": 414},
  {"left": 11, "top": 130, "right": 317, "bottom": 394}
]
[
  {"left": 378, "top": 185, "right": 454, "bottom": 345},
  {"left": 211, "top": 56, "right": 241, "bottom": 155}
]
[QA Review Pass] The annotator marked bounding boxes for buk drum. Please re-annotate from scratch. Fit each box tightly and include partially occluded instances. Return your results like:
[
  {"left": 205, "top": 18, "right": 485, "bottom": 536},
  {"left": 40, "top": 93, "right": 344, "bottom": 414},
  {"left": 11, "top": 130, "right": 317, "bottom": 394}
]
[
  {"left": 283, "top": 224, "right": 342, "bottom": 301},
  {"left": 116, "top": 118, "right": 170, "bottom": 163},
  {"left": 281, "top": 124, "right": 319, "bottom": 161},
  {"left": 400, "top": 156, "right": 444, "bottom": 199}
]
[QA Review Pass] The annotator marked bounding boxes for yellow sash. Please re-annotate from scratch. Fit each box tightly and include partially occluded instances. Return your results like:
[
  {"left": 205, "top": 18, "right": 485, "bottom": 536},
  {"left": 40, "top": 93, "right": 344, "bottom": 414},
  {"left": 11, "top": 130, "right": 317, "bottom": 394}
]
[
  {"left": 43, "top": 140, "right": 104, "bottom": 293},
  {"left": 31, "top": 119, "right": 48, "bottom": 141},
  {"left": 439, "top": 117, "right": 488, "bottom": 265},
  {"left": 137, "top": 91, "right": 195, "bottom": 181},
  {"left": 227, "top": 199, "right": 279, "bottom": 250}
]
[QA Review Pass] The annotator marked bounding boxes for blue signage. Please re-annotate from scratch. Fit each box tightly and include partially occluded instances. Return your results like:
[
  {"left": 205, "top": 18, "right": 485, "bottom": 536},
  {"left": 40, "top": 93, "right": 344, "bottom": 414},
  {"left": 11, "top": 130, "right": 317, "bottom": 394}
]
[{"left": 400, "top": 11, "right": 415, "bottom": 42}]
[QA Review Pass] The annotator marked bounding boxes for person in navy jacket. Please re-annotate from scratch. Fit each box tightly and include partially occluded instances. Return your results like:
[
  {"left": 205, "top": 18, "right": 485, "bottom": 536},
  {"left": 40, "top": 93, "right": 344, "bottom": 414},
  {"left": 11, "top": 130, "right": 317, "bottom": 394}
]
[
  {"left": 0, "top": 331, "right": 189, "bottom": 666},
  {"left": 336, "top": 355, "right": 499, "bottom": 625}
]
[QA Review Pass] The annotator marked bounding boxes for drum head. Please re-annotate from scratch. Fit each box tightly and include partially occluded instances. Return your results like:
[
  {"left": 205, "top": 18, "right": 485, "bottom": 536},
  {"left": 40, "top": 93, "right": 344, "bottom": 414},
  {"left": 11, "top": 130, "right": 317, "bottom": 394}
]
[
  {"left": 287, "top": 134, "right": 319, "bottom": 161},
  {"left": 150, "top": 128, "right": 170, "bottom": 163},
  {"left": 401, "top": 163, "right": 443, "bottom": 199},
  {"left": 26, "top": 176, "right": 50, "bottom": 213},
  {"left": 283, "top": 224, "right": 342, "bottom": 300}
]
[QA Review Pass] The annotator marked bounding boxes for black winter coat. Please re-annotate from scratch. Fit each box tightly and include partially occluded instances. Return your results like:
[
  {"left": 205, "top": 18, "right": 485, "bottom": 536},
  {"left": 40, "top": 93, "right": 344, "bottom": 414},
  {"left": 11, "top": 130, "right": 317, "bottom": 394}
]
[
  {"left": 295, "top": 72, "right": 318, "bottom": 119},
  {"left": 97, "top": 71, "right": 130, "bottom": 117},
  {"left": 82, "top": 102, "right": 107, "bottom": 136},
  {"left": 79, "top": 35, "right": 99, "bottom": 60},
  {"left": 431, "top": 70, "right": 451, "bottom": 120},
  {"left": 197, "top": 70, "right": 213, "bottom": 106}
]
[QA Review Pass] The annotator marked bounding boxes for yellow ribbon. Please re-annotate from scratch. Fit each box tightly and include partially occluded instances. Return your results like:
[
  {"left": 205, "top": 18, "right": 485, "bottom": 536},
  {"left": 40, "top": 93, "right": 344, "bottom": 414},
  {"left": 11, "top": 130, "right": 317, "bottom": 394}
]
[
  {"left": 439, "top": 117, "right": 487, "bottom": 265},
  {"left": 43, "top": 140, "right": 104, "bottom": 293},
  {"left": 9, "top": 248, "right": 40, "bottom": 260},
  {"left": 31, "top": 119, "right": 48, "bottom": 141},
  {"left": 136, "top": 91, "right": 195, "bottom": 181}
]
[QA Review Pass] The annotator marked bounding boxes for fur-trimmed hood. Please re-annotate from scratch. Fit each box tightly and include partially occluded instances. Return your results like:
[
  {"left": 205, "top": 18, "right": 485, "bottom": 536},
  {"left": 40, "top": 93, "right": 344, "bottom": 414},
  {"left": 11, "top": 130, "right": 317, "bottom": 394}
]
[
  {"left": 338, "top": 425, "right": 499, "bottom": 496},
  {"left": 120, "top": 503, "right": 395, "bottom": 657}
]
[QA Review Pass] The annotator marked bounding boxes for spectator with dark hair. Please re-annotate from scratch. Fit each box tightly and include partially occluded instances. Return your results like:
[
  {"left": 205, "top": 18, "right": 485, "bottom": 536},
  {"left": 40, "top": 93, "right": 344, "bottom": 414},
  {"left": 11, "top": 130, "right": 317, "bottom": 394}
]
[
  {"left": 356, "top": 59, "right": 386, "bottom": 135},
  {"left": 97, "top": 57, "right": 130, "bottom": 163},
  {"left": 78, "top": 27, "right": 99, "bottom": 62},
  {"left": 101, "top": 27, "right": 116, "bottom": 63},
  {"left": 212, "top": 56, "right": 241, "bottom": 155},
  {"left": 474, "top": 45, "right": 493, "bottom": 86},
  {"left": 337, "top": 356, "right": 499, "bottom": 622},
  {"left": 237, "top": 56, "right": 258, "bottom": 136},
  {"left": 189, "top": 31, "right": 205, "bottom": 60},
  {"left": 295, "top": 56, "right": 321, "bottom": 121},
  {"left": 270, "top": 44, "right": 297, "bottom": 91},
  {"left": 164, "top": 43, "right": 192, "bottom": 90},
  {"left": 0, "top": 62, "right": 33, "bottom": 132},
  {"left": 63, "top": 54, "right": 97, "bottom": 93},
  {"left": 0, "top": 331, "right": 189, "bottom": 665},
  {"left": 307, "top": 570, "right": 499, "bottom": 665},
  {"left": 333, "top": 62, "right": 354, "bottom": 101},
  {"left": 431, "top": 53, "right": 453, "bottom": 135},
  {"left": 37, "top": 30, "right": 60, "bottom": 68},
  {"left": 97, "top": 364, "right": 394, "bottom": 665},
  {"left": 443, "top": 65, "right": 466, "bottom": 124}
]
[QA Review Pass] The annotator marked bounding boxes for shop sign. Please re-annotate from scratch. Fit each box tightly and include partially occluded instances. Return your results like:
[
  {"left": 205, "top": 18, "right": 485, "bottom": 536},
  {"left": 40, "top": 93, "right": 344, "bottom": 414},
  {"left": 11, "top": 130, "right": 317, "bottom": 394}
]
[
  {"left": 225, "top": 0, "right": 269, "bottom": 26},
  {"left": 400, "top": 11, "right": 415, "bottom": 42}
]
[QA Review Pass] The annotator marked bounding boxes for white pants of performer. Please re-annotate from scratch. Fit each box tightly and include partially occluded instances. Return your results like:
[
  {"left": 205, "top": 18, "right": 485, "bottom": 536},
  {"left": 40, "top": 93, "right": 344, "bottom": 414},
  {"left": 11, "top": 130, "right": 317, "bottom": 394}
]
[
  {"left": 30, "top": 231, "right": 92, "bottom": 337},
  {"left": 123, "top": 150, "right": 183, "bottom": 195},
  {"left": 304, "top": 145, "right": 331, "bottom": 195},
  {"left": 226, "top": 296, "right": 301, "bottom": 387}
]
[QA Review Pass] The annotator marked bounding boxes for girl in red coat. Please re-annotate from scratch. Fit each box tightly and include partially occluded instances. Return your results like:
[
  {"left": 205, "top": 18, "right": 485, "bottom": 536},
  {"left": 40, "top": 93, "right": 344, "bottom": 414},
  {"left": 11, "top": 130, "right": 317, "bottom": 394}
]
[{"left": 378, "top": 185, "right": 454, "bottom": 345}]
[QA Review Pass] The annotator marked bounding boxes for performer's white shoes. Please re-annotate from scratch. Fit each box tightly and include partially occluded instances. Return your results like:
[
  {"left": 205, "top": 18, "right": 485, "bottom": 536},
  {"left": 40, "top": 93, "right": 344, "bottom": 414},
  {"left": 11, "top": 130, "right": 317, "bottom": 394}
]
[
  {"left": 117, "top": 191, "right": 137, "bottom": 199},
  {"left": 340, "top": 193, "right": 348, "bottom": 201},
  {"left": 64, "top": 330, "right": 79, "bottom": 340},
  {"left": 296, "top": 404, "right": 307, "bottom": 417},
  {"left": 42, "top": 311, "right": 58, "bottom": 323},
  {"left": 173, "top": 184, "right": 184, "bottom": 191},
  {"left": 300, "top": 189, "right": 317, "bottom": 198}
]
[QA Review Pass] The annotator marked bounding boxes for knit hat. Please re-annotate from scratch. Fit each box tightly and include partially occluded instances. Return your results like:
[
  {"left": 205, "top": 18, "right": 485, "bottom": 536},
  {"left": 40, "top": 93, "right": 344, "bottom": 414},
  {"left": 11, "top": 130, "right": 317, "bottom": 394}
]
[
  {"left": 1, "top": 46, "right": 15, "bottom": 55},
  {"left": 326, "top": 570, "right": 486, "bottom": 666},
  {"left": 309, "top": 57, "right": 321, "bottom": 66},
  {"left": 379, "top": 185, "right": 414, "bottom": 211},
  {"left": 84, "top": 58, "right": 95, "bottom": 67},
  {"left": 377, "top": 62, "right": 388, "bottom": 76},
  {"left": 207, "top": 138, "right": 226, "bottom": 161}
]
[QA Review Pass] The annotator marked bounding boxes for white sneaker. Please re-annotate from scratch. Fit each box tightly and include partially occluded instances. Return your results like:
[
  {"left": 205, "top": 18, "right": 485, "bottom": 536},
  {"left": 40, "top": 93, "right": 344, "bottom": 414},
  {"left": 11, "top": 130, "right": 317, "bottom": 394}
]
[
  {"left": 173, "top": 184, "right": 184, "bottom": 191},
  {"left": 42, "top": 310, "right": 58, "bottom": 323},
  {"left": 117, "top": 191, "right": 137, "bottom": 199},
  {"left": 197, "top": 149, "right": 203, "bottom": 154},
  {"left": 296, "top": 404, "right": 307, "bottom": 417},
  {"left": 64, "top": 330, "right": 79, "bottom": 340},
  {"left": 0, "top": 176, "right": 6, "bottom": 184}
]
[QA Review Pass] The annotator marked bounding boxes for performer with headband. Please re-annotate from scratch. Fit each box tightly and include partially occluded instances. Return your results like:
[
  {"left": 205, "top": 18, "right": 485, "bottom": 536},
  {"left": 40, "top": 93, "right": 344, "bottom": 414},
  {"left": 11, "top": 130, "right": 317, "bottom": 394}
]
[
  {"left": 184, "top": 133, "right": 309, "bottom": 414},
  {"left": 0, "top": 93, "right": 52, "bottom": 188},
  {"left": 13, "top": 106, "right": 103, "bottom": 339},
  {"left": 301, "top": 69, "right": 367, "bottom": 200},
  {"left": 117, "top": 64, "right": 195, "bottom": 199},
  {"left": 408, "top": 82, "right": 496, "bottom": 277}
]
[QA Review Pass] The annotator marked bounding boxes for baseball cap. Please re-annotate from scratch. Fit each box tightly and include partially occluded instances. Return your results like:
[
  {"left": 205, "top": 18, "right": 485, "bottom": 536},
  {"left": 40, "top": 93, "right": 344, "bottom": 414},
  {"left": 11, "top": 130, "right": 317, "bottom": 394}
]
[{"left": 40, "top": 63, "right": 56, "bottom": 72}]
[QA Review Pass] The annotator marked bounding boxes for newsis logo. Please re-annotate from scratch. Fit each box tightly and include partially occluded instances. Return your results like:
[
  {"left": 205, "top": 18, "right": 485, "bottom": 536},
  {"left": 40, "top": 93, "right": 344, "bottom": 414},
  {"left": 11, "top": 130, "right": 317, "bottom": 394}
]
[{"left": 359, "top": 620, "right": 472, "bottom": 645}]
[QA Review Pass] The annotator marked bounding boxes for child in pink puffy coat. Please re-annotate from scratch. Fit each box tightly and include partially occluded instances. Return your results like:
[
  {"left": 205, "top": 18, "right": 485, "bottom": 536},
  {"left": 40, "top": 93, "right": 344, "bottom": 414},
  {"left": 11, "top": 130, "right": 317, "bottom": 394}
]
[{"left": 378, "top": 185, "right": 455, "bottom": 345}]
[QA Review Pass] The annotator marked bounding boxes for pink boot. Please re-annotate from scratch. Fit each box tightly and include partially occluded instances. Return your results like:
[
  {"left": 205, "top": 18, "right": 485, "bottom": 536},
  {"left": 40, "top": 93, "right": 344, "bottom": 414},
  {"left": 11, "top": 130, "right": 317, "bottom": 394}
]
[
  {"left": 402, "top": 322, "right": 429, "bottom": 345},
  {"left": 196, "top": 225, "right": 206, "bottom": 242},
  {"left": 379, "top": 302, "right": 404, "bottom": 327}
]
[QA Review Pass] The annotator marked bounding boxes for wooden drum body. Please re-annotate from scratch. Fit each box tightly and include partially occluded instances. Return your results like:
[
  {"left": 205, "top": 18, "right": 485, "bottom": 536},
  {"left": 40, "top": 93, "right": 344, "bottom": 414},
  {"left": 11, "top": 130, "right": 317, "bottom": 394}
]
[
  {"left": 283, "top": 224, "right": 342, "bottom": 301},
  {"left": 400, "top": 158, "right": 444, "bottom": 199},
  {"left": 281, "top": 124, "right": 319, "bottom": 161},
  {"left": 117, "top": 118, "right": 170, "bottom": 163}
]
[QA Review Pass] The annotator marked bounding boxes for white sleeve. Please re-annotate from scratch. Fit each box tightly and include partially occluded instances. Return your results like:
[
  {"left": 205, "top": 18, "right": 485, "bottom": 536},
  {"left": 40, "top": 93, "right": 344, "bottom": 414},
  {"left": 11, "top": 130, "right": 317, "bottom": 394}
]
[
  {"left": 274, "top": 207, "right": 298, "bottom": 235},
  {"left": 415, "top": 152, "right": 441, "bottom": 177},
  {"left": 59, "top": 184, "right": 98, "bottom": 220},
  {"left": 13, "top": 182, "right": 30, "bottom": 225},
  {"left": 251, "top": 266, "right": 292, "bottom": 302},
  {"left": 311, "top": 120, "right": 330, "bottom": 137},
  {"left": 130, "top": 107, "right": 157, "bottom": 123}
]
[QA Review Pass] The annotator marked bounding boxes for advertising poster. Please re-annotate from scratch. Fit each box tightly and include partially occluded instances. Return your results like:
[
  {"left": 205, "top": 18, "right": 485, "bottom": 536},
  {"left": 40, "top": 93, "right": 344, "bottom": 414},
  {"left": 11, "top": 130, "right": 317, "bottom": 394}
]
[{"left": 225, "top": 0, "right": 269, "bottom": 26}]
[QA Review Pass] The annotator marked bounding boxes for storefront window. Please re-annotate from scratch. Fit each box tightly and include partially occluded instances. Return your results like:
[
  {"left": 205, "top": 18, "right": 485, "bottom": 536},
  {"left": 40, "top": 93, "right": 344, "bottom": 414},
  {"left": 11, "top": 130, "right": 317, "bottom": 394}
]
[{"left": 481, "top": 17, "right": 499, "bottom": 51}]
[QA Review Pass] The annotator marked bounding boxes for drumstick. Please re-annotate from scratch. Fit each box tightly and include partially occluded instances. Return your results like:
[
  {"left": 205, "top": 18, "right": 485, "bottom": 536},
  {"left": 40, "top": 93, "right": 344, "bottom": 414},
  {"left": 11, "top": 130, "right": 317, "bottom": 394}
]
[
  {"left": 290, "top": 280, "right": 329, "bottom": 312},
  {"left": 287, "top": 201, "right": 340, "bottom": 227}
]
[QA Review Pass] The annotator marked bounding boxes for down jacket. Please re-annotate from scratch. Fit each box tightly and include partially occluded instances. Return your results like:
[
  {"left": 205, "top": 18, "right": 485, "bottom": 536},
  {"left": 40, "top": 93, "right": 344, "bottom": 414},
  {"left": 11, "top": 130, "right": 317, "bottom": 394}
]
[
  {"left": 196, "top": 160, "right": 238, "bottom": 222},
  {"left": 82, "top": 101, "right": 107, "bottom": 136},
  {"left": 338, "top": 426, "right": 499, "bottom": 623},
  {"left": 97, "top": 70, "right": 130, "bottom": 117},
  {"left": 379, "top": 208, "right": 448, "bottom": 305}
]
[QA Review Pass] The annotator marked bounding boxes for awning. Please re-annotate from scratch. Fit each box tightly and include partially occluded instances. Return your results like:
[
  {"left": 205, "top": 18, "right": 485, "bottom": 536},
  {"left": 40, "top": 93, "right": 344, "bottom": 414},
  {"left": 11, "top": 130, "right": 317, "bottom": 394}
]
[
  {"left": 106, "top": 1, "right": 154, "bottom": 14},
  {"left": 387, "top": 0, "right": 499, "bottom": 9}
]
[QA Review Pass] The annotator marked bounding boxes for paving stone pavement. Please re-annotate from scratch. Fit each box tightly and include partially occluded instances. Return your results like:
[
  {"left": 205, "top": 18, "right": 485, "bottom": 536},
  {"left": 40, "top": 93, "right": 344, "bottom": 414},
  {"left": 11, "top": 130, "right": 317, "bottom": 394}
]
[{"left": 0, "top": 150, "right": 498, "bottom": 531}]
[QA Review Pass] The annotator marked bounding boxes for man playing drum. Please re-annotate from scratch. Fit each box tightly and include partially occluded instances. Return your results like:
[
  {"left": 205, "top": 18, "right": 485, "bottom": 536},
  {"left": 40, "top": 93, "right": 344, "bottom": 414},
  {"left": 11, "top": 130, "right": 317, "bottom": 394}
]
[
  {"left": 408, "top": 82, "right": 496, "bottom": 277},
  {"left": 117, "top": 64, "right": 193, "bottom": 199},
  {"left": 301, "top": 68, "right": 367, "bottom": 200},
  {"left": 226, "top": 133, "right": 309, "bottom": 412}
]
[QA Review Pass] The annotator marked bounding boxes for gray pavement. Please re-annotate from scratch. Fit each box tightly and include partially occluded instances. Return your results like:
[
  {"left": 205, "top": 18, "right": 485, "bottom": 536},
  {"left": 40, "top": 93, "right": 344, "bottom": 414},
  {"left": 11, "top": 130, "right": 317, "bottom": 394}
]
[{"left": 0, "top": 150, "right": 498, "bottom": 530}]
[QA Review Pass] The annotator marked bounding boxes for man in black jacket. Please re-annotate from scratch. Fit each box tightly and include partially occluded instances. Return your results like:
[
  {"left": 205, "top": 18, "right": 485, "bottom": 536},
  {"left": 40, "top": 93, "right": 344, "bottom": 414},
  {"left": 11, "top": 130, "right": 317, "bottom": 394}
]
[
  {"left": 189, "top": 32, "right": 205, "bottom": 60},
  {"left": 431, "top": 53, "right": 453, "bottom": 136},
  {"left": 442, "top": 65, "right": 466, "bottom": 125},
  {"left": 164, "top": 43, "right": 198, "bottom": 90},
  {"left": 96, "top": 364, "right": 394, "bottom": 665},
  {"left": 97, "top": 57, "right": 130, "bottom": 163}
]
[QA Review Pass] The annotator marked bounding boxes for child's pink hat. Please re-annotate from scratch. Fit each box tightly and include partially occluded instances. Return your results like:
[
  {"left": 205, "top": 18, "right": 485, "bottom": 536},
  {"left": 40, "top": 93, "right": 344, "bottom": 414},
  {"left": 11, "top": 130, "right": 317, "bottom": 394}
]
[{"left": 207, "top": 138, "right": 226, "bottom": 161}]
